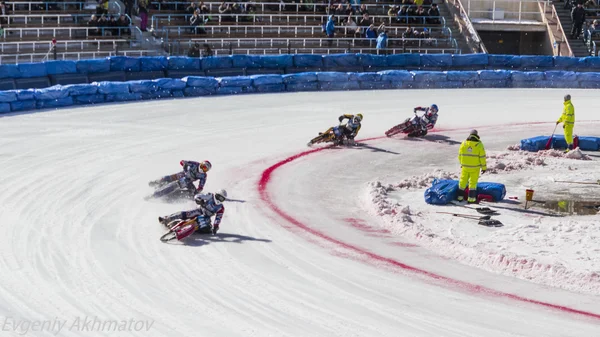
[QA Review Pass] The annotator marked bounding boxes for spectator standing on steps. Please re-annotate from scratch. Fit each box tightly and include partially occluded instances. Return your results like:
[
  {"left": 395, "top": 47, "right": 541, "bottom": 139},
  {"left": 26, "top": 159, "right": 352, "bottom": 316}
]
[
  {"left": 138, "top": 0, "right": 149, "bottom": 32},
  {"left": 571, "top": 3, "right": 586, "bottom": 39}
]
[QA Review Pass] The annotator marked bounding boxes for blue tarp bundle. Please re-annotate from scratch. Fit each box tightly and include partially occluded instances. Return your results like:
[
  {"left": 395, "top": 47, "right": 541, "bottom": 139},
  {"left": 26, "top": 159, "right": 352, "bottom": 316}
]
[
  {"left": 521, "top": 135, "right": 600, "bottom": 151},
  {"left": 64, "top": 84, "right": 98, "bottom": 96},
  {"left": 0, "top": 64, "right": 21, "bottom": 78},
  {"left": 18, "top": 63, "right": 47, "bottom": 78},
  {"left": 0, "top": 91, "right": 18, "bottom": 102},
  {"left": 34, "top": 86, "right": 70, "bottom": 100},
  {"left": 76, "top": 59, "right": 111, "bottom": 74},
  {"left": 0, "top": 102, "right": 10, "bottom": 113},
  {"left": 424, "top": 179, "right": 506, "bottom": 205},
  {"left": 282, "top": 73, "right": 318, "bottom": 84},
  {"left": 45, "top": 61, "right": 77, "bottom": 75},
  {"left": 167, "top": 56, "right": 200, "bottom": 70},
  {"left": 110, "top": 56, "right": 141, "bottom": 72}
]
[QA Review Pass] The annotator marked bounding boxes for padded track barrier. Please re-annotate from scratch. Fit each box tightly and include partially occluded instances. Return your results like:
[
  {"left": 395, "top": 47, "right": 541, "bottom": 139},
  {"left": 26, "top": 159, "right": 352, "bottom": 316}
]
[
  {"left": 520, "top": 135, "right": 600, "bottom": 152},
  {"left": 424, "top": 179, "right": 506, "bottom": 205},
  {"left": 4, "top": 53, "right": 600, "bottom": 114}
]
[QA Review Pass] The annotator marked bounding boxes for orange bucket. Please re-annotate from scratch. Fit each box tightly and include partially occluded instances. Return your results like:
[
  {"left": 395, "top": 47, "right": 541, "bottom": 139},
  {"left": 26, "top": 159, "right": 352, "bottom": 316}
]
[{"left": 525, "top": 189, "right": 534, "bottom": 202}]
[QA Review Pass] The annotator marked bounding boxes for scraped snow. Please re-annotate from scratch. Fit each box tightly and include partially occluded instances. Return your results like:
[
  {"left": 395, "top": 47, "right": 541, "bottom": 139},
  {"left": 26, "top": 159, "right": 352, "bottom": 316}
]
[{"left": 365, "top": 148, "right": 600, "bottom": 295}]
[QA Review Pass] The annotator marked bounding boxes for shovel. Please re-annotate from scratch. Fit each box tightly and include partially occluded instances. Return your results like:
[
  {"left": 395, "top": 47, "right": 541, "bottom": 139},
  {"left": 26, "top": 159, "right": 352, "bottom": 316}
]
[
  {"left": 450, "top": 201, "right": 499, "bottom": 215},
  {"left": 437, "top": 212, "right": 492, "bottom": 220}
]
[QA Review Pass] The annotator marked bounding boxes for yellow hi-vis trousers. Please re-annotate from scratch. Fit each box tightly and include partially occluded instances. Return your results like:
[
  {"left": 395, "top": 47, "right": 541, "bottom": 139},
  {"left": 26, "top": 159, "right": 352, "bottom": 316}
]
[{"left": 458, "top": 169, "right": 480, "bottom": 202}]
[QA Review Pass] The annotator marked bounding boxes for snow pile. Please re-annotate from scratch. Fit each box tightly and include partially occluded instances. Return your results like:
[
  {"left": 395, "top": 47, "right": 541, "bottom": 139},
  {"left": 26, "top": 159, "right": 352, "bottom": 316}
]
[
  {"left": 394, "top": 169, "right": 458, "bottom": 189},
  {"left": 365, "top": 175, "right": 600, "bottom": 295},
  {"left": 486, "top": 148, "right": 591, "bottom": 174}
]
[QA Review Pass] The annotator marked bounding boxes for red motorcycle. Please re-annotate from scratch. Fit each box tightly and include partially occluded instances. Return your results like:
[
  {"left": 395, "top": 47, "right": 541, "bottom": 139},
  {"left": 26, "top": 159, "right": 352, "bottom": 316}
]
[
  {"left": 385, "top": 112, "right": 425, "bottom": 138},
  {"left": 160, "top": 218, "right": 199, "bottom": 242}
]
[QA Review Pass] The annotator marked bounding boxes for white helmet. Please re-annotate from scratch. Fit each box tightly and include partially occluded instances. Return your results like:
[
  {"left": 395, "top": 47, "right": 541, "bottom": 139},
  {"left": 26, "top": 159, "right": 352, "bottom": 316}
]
[{"left": 214, "top": 189, "right": 227, "bottom": 204}]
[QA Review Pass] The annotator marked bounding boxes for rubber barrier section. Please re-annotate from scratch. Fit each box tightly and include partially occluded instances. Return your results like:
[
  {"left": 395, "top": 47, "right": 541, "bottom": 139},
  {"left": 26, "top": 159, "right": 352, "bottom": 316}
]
[
  {"left": 4, "top": 53, "right": 600, "bottom": 115},
  {"left": 424, "top": 179, "right": 506, "bottom": 205}
]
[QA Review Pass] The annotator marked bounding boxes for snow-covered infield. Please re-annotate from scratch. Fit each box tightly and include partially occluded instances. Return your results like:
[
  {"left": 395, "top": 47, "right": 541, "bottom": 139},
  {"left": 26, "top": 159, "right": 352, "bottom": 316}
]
[{"left": 365, "top": 148, "right": 600, "bottom": 295}]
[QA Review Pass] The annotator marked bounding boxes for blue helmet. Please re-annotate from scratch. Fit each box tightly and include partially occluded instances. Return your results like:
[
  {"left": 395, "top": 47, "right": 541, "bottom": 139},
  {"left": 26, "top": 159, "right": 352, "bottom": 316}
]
[{"left": 430, "top": 104, "right": 439, "bottom": 113}]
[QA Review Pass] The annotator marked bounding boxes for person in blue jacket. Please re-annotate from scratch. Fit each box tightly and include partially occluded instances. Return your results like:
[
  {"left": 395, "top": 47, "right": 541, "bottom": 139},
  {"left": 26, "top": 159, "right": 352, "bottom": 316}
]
[
  {"left": 376, "top": 29, "right": 388, "bottom": 51},
  {"left": 325, "top": 15, "right": 335, "bottom": 38}
]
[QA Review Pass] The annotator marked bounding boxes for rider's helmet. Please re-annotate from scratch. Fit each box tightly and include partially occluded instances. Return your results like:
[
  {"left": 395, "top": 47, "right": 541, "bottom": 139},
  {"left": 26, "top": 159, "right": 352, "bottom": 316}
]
[
  {"left": 353, "top": 113, "right": 363, "bottom": 124},
  {"left": 429, "top": 104, "right": 439, "bottom": 114},
  {"left": 214, "top": 189, "right": 227, "bottom": 205},
  {"left": 199, "top": 160, "right": 212, "bottom": 173}
]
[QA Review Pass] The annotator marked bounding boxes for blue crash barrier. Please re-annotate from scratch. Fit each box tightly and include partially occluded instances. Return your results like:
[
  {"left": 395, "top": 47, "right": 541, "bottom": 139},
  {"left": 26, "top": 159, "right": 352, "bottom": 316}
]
[
  {"left": 111, "top": 56, "right": 141, "bottom": 72},
  {"left": 282, "top": 73, "right": 318, "bottom": 84},
  {"left": 45, "top": 60, "right": 77, "bottom": 75},
  {"left": 218, "top": 76, "right": 253, "bottom": 88},
  {"left": 139, "top": 56, "right": 168, "bottom": 72},
  {"left": 0, "top": 103, "right": 10, "bottom": 113},
  {"left": 424, "top": 179, "right": 506, "bottom": 205},
  {"left": 5, "top": 54, "right": 600, "bottom": 114},
  {"left": 521, "top": 135, "right": 600, "bottom": 152}
]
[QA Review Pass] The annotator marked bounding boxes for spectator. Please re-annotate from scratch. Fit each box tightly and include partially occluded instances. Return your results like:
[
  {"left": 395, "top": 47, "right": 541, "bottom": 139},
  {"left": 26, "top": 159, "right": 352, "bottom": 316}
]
[
  {"left": 571, "top": 3, "right": 586, "bottom": 39},
  {"left": 138, "top": 0, "right": 149, "bottom": 32},
  {"left": 0, "top": 24, "right": 4, "bottom": 37},
  {"left": 188, "top": 43, "right": 201, "bottom": 57},
  {"left": 202, "top": 43, "right": 213, "bottom": 56},
  {"left": 359, "top": 13, "right": 372, "bottom": 27},
  {"left": 124, "top": 0, "right": 134, "bottom": 17},
  {"left": 0, "top": 1, "right": 8, "bottom": 25},
  {"left": 199, "top": 2, "right": 209, "bottom": 14},
  {"left": 117, "top": 14, "right": 130, "bottom": 35},
  {"left": 398, "top": 5, "right": 409, "bottom": 23},
  {"left": 358, "top": 4, "right": 368, "bottom": 16},
  {"left": 190, "top": 9, "right": 207, "bottom": 34},
  {"left": 376, "top": 28, "right": 388, "bottom": 53},
  {"left": 428, "top": 3, "right": 440, "bottom": 24},
  {"left": 365, "top": 23, "right": 377, "bottom": 39},
  {"left": 325, "top": 14, "right": 335, "bottom": 37},
  {"left": 343, "top": 14, "right": 359, "bottom": 37},
  {"left": 423, "top": 0, "right": 432, "bottom": 5},
  {"left": 187, "top": 2, "right": 198, "bottom": 14}
]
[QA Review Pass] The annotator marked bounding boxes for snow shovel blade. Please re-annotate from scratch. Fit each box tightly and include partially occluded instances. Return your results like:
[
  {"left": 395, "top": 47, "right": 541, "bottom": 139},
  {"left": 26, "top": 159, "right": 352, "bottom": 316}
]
[
  {"left": 475, "top": 207, "right": 499, "bottom": 215},
  {"left": 479, "top": 219, "right": 503, "bottom": 227}
]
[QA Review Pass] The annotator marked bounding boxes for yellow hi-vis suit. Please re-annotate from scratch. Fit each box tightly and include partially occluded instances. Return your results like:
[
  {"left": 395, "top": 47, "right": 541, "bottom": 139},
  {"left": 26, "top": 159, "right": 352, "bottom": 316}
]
[
  {"left": 557, "top": 99, "right": 575, "bottom": 147},
  {"left": 458, "top": 135, "right": 487, "bottom": 203}
]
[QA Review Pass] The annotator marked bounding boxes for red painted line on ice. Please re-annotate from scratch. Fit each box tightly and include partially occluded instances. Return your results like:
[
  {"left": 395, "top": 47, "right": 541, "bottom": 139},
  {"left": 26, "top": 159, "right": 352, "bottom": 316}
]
[{"left": 257, "top": 136, "right": 600, "bottom": 321}]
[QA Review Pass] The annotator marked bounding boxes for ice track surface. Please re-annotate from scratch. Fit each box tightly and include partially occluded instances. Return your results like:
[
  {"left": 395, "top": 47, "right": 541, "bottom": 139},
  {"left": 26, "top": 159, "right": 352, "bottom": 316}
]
[{"left": 0, "top": 89, "right": 599, "bottom": 337}]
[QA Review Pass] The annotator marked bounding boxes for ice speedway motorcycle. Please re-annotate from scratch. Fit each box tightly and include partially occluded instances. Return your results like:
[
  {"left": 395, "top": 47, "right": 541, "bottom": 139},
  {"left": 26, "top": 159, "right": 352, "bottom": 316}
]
[
  {"left": 145, "top": 176, "right": 197, "bottom": 202},
  {"left": 159, "top": 212, "right": 215, "bottom": 243},
  {"left": 385, "top": 111, "right": 428, "bottom": 138},
  {"left": 307, "top": 124, "right": 357, "bottom": 147}
]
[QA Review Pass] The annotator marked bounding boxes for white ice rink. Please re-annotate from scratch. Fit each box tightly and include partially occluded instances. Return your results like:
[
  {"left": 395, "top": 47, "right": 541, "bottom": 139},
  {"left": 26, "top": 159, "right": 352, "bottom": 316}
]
[{"left": 0, "top": 89, "right": 599, "bottom": 336}]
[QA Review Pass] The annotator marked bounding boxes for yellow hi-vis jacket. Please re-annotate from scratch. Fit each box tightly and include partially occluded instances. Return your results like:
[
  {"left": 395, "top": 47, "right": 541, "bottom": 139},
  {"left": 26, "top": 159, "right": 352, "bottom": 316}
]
[
  {"left": 458, "top": 135, "right": 487, "bottom": 172},
  {"left": 557, "top": 100, "right": 575, "bottom": 126}
]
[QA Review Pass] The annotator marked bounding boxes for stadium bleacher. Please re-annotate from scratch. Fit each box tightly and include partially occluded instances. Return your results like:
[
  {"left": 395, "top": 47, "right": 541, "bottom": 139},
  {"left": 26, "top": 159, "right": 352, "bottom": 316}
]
[{"left": 0, "top": 0, "right": 462, "bottom": 64}]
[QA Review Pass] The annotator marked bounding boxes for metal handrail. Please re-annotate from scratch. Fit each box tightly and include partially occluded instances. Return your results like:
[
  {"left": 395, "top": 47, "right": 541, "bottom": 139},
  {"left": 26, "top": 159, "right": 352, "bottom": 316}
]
[
  {"left": 464, "top": 0, "right": 551, "bottom": 23},
  {"left": 0, "top": 14, "right": 111, "bottom": 27},
  {"left": 159, "top": 24, "right": 451, "bottom": 41},
  {"left": 1, "top": 26, "right": 134, "bottom": 39},
  {"left": 5, "top": 1, "right": 88, "bottom": 12},
  {"left": 151, "top": 13, "right": 446, "bottom": 30},
  {"left": 551, "top": 3, "right": 574, "bottom": 56},
  {"left": 195, "top": 46, "right": 460, "bottom": 56},
  {"left": 447, "top": 0, "right": 487, "bottom": 53},
  {"left": 182, "top": 36, "right": 455, "bottom": 51},
  {"left": 0, "top": 49, "right": 160, "bottom": 64},
  {"left": 149, "top": 1, "right": 436, "bottom": 13},
  {"left": 0, "top": 39, "right": 129, "bottom": 53}
]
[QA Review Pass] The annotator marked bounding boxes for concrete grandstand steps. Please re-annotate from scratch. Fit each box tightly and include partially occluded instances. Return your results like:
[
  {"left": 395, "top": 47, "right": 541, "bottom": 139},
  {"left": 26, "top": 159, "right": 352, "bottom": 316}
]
[
  {"left": 553, "top": 0, "right": 590, "bottom": 56},
  {"left": 437, "top": 2, "right": 470, "bottom": 54}
]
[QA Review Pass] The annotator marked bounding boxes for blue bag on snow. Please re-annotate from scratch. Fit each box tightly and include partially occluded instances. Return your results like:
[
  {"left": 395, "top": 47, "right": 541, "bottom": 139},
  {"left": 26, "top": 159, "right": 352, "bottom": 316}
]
[{"left": 424, "top": 179, "right": 459, "bottom": 205}]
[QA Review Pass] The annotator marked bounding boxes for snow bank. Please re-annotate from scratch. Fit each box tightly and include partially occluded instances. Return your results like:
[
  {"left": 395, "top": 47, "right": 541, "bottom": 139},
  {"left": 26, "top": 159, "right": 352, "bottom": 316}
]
[{"left": 365, "top": 161, "right": 600, "bottom": 295}]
